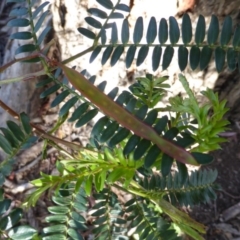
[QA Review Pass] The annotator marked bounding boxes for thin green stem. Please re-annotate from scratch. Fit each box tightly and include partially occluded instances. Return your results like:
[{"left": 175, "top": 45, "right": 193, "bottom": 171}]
[
  {"left": 0, "top": 69, "right": 45, "bottom": 85},
  {"left": 61, "top": 46, "right": 94, "bottom": 65}
]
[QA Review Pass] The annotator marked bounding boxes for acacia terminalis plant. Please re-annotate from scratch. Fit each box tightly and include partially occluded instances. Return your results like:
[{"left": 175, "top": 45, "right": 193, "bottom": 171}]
[{"left": 0, "top": 0, "right": 237, "bottom": 239}]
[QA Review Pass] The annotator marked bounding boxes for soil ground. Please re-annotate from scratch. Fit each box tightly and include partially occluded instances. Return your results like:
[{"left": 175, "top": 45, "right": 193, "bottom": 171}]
[{"left": 189, "top": 125, "right": 240, "bottom": 240}]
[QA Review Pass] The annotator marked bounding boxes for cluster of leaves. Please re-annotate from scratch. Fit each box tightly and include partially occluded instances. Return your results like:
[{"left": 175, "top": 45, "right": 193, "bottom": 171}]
[
  {"left": 168, "top": 74, "right": 229, "bottom": 152},
  {"left": 90, "top": 189, "right": 181, "bottom": 240},
  {"left": 0, "top": 0, "right": 235, "bottom": 239},
  {"left": 137, "top": 169, "right": 218, "bottom": 207},
  {"left": 27, "top": 147, "right": 142, "bottom": 205},
  {"left": 42, "top": 183, "right": 88, "bottom": 239},
  {"left": 79, "top": 0, "right": 240, "bottom": 72},
  {"left": 0, "top": 189, "right": 37, "bottom": 239},
  {"left": 7, "top": 0, "right": 51, "bottom": 59},
  {"left": 129, "top": 74, "right": 170, "bottom": 108},
  {"left": 0, "top": 112, "right": 36, "bottom": 186}
]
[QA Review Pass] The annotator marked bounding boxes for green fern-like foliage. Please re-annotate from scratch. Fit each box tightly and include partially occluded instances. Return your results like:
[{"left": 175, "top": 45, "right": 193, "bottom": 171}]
[
  {"left": 0, "top": 0, "right": 237, "bottom": 239},
  {"left": 136, "top": 169, "right": 218, "bottom": 207},
  {"left": 42, "top": 183, "right": 88, "bottom": 239},
  {"left": 7, "top": 0, "right": 51, "bottom": 59},
  {"left": 91, "top": 189, "right": 181, "bottom": 240},
  {"left": 0, "top": 112, "right": 36, "bottom": 186},
  {"left": 0, "top": 189, "right": 37, "bottom": 239},
  {"left": 78, "top": 0, "right": 240, "bottom": 72},
  {"left": 123, "top": 197, "right": 181, "bottom": 240}
]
